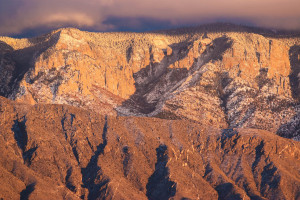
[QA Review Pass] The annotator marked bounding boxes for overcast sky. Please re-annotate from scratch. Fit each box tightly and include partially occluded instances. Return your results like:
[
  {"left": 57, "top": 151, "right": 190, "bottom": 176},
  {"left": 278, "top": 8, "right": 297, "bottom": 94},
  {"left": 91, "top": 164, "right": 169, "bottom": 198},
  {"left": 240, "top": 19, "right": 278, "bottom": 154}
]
[{"left": 0, "top": 0, "right": 300, "bottom": 37}]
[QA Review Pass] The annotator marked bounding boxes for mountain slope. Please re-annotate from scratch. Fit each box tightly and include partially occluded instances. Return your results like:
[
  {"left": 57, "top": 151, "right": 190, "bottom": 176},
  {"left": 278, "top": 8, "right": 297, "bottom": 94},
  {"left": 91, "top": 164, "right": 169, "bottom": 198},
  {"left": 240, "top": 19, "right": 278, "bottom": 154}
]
[
  {"left": 1, "top": 26, "right": 300, "bottom": 139},
  {"left": 0, "top": 97, "right": 299, "bottom": 200},
  {"left": 0, "top": 25, "right": 300, "bottom": 199}
]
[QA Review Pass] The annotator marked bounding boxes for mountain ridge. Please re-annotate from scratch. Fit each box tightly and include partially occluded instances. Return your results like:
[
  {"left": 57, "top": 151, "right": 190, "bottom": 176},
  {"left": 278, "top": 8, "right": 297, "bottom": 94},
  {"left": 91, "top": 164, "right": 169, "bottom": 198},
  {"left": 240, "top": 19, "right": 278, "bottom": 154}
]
[
  {"left": 0, "top": 24, "right": 300, "bottom": 199},
  {"left": 2, "top": 25, "right": 299, "bottom": 139}
]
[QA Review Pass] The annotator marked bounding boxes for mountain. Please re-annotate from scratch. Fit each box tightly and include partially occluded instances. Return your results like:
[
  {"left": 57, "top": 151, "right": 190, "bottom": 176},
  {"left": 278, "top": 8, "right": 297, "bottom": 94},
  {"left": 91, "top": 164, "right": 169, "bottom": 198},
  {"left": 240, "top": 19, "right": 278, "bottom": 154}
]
[
  {"left": 0, "top": 24, "right": 300, "bottom": 199},
  {"left": 0, "top": 97, "right": 299, "bottom": 200}
]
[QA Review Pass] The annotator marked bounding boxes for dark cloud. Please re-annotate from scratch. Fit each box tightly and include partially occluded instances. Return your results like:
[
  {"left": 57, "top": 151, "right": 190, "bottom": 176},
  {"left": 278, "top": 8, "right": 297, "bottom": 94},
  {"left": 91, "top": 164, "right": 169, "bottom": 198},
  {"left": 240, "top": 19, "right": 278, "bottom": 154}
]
[
  {"left": 103, "top": 17, "right": 176, "bottom": 32},
  {"left": 0, "top": 0, "right": 300, "bottom": 36}
]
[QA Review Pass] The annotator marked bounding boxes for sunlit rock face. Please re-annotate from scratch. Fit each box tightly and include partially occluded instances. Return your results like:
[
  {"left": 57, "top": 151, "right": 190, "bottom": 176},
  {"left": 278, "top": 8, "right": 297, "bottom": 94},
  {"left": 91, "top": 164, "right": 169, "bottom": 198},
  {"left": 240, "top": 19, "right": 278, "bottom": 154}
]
[
  {"left": 0, "top": 25, "right": 300, "bottom": 199},
  {"left": 0, "top": 26, "right": 300, "bottom": 139}
]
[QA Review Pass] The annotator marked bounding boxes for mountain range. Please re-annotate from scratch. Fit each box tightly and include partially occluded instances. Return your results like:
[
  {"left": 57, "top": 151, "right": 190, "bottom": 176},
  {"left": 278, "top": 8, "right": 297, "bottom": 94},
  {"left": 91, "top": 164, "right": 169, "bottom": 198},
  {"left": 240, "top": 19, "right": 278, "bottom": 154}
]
[{"left": 0, "top": 24, "right": 299, "bottom": 199}]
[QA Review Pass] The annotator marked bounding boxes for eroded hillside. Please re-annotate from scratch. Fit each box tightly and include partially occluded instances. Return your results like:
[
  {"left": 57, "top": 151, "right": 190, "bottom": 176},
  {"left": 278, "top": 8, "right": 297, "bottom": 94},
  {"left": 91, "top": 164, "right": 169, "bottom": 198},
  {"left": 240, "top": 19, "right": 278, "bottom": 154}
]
[{"left": 0, "top": 97, "right": 299, "bottom": 200}]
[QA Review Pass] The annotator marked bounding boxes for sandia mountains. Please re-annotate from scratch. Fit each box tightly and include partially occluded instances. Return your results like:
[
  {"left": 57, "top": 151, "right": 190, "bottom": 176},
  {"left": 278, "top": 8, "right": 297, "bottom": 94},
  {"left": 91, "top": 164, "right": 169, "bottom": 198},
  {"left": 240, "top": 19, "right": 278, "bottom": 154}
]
[{"left": 0, "top": 24, "right": 299, "bottom": 199}]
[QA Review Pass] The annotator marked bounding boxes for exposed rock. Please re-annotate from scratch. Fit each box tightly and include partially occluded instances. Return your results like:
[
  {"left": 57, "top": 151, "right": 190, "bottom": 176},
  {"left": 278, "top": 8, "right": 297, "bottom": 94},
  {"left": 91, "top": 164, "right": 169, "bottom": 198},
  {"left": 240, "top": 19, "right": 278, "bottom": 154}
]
[
  {"left": 0, "top": 25, "right": 300, "bottom": 199},
  {"left": 0, "top": 97, "right": 299, "bottom": 199},
  {"left": 1, "top": 28, "right": 300, "bottom": 138}
]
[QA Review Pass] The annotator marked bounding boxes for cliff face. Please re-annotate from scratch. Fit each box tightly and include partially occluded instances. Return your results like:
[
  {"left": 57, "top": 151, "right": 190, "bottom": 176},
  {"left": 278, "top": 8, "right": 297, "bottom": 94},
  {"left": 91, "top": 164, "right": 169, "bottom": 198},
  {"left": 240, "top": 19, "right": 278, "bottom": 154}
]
[
  {"left": 0, "top": 97, "right": 299, "bottom": 200},
  {"left": 0, "top": 28, "right": 300, "bottom": 138}
]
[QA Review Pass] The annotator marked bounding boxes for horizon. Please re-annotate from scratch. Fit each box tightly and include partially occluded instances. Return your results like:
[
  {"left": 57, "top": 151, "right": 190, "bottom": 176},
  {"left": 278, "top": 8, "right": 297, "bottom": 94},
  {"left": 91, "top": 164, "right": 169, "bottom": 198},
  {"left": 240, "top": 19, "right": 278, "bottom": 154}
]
[{"left": 3, "top": 22, "right": 300, "bottom": 39}]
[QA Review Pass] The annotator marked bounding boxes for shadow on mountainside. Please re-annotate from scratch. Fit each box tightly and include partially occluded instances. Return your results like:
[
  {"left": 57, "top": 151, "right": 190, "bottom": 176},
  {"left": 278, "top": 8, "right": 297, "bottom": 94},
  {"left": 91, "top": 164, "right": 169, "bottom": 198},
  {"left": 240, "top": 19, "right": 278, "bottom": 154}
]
[
  {"left": 277, "top": 45, "right": 300, "bottom": 140},
  {"left": 120, "top": 38, "right": 194, "bottom": 114},
  {"left": 209, "top": 129, "right": 284, "bottom": 199},
  {"left": 146, "top": 144, "right": 176, "bottom": 200},
  {"left": 11, "top": 117, "right": 38, "bottom": 166},
  {"left": 0, "top": 32, "right": 61, "bottom": 98},
  {"left": 117, "top": 36, "right": 233, "bottom": 117},
  {"left": 20, "top": 183, "right": 36, "bottom": 200},
  {"left": 81, "top": 116, "right": 110, "bottom": 200},
  {"left": 0, "top": 42, "right": 15, "bottom": 96},
  {"left": 0, "top": 41, "right": 13, "bottom": 53},
  {"left": 288, "top": 45, "right": 300, "bottom": 102}
]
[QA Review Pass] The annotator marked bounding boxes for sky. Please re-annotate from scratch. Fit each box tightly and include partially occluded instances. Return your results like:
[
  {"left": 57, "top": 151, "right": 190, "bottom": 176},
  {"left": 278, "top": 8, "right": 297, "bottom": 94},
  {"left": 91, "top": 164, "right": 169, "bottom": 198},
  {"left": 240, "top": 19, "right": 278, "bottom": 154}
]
[{"left": 0, "top": 0, "right": 300, "bottom": 37}]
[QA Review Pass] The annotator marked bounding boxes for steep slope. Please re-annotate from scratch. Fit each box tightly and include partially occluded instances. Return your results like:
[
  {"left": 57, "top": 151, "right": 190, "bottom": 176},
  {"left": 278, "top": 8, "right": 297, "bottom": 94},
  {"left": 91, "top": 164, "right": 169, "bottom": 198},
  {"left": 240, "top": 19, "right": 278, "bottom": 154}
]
[
  {"left": 0, "top": 26, "right": 300, "bottom": 139},
  {"left": 0, "top": 97, "right": 299, "bottom": 200}
]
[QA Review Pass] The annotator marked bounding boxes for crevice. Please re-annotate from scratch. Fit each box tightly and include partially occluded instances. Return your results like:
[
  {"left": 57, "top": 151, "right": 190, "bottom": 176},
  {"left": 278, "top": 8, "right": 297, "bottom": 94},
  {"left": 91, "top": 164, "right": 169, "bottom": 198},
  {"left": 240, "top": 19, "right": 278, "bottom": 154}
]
[
  {"left": 86, "top": 137, "right": 94, "bottom": 151},
  {"left": 215, "top": 71, "right": 233, "bottom": 125},
  {"left": 65, "top": 167, "right": 76, "bottom": 192},
  {"left": 219, "top": 129, "right": 239, "bottom": 151},
  {"left": 252, "top": 141, "right": 265, "bottom": 192},
  {"left": 252, "top": 141, "right": 264, "bottom": 172},
  {"left": 71, "top": 142, "right": 80, "bottom": 164},
  {"left": 260, "top": 163, "right": 281, "bottom": 196},
  {"left": 269, "top": 40, "right": 272, "bottom": 57},
  {"left": 12, "top": 117, "right": 38, "bottom": 166},
  {"left": 23, "top": 146, "right": 38, "bottom": 166},
  {"left": 20, "top": 183, "right": 36, "bottom": 200},
  {"left": 256, "top": 52, "right": 261, "bottom": 63},
  {"left": 61, "top": 114, "right": 68, "bottom": 140},
  {"left": 146, "top": 144, "right": 177, "bottom": 200},
  {"left": 126, "top": 46, "right": 133, "bottom": 63},
  {"left": 12, "top": 117, "right": 27, "bottom": 152},
  {"left": 81, "top": 116, "right": 110, "bottom": 200},
  {"left": 122, "top": 146, "right": 132, "bottom": 177},
  {"left": 203, "top": 163, "right": 213, "bottom": 178},
  {"left": 61, "top": 113, "right": 80, "bottom": 164},
  {"left": 70, "top": 114, "right": 75, "bottom": 126}
]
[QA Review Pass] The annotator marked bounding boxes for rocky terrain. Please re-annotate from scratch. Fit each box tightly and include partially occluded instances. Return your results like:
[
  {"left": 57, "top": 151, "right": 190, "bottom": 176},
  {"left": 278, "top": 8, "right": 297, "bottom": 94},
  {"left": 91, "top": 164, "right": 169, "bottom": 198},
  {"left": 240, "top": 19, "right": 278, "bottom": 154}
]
[
  {"left": 0, "top": 24, "right": 300, "bottom": 199},
  {"left": 0, "top": 97, "right": 299, "bottom": 200},
  {"left": 1, "top": 25, "right": 300, "bottom": 139}
]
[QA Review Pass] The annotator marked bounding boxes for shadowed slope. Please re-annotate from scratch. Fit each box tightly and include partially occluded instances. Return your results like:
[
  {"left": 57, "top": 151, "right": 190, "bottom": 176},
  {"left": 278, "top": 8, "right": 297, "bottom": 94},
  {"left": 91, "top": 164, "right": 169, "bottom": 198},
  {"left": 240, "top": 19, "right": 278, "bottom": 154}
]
[{"left": 117, "top": 36, "right": 233, "bottom": 116}]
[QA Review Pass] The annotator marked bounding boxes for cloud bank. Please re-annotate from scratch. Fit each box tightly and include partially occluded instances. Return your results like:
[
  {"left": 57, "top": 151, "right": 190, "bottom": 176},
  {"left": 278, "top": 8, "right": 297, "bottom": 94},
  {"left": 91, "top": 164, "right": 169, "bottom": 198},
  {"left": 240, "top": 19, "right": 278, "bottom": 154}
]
[{"left": 0, "top": 0, "right": 300, "bottom": 36}]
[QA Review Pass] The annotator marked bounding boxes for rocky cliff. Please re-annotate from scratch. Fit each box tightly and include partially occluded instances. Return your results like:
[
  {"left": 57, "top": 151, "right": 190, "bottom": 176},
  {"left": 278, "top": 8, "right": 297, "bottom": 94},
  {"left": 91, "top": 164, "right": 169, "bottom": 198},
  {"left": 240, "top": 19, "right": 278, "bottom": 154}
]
[{"left": 1, "top": 26, "right": 300, "bottom": 139}]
